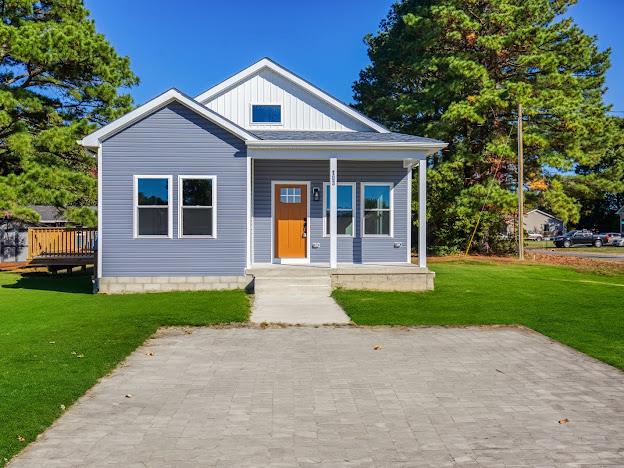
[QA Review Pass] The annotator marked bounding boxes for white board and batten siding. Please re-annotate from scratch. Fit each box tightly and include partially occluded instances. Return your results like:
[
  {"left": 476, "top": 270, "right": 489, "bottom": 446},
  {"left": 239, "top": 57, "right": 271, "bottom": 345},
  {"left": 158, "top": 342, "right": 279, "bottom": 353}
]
[{"left": 201, "top": 69, "right": 372, "bottom": 132}]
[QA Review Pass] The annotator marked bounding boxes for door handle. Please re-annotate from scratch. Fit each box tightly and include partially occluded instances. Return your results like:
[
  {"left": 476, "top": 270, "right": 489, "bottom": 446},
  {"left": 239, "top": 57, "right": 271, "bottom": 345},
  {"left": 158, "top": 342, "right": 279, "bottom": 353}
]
[{"left": 302, "top": 219, "right": 307, "bottom": 238}]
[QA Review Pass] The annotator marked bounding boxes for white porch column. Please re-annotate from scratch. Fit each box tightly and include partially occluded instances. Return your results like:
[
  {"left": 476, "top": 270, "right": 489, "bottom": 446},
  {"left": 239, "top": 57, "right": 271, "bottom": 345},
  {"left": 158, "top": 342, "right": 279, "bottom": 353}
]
[
  {"left": 246, "top": 156, "right": 252, "bottom": 268},
  {"left": 329, "top": 157, "right": 338, "bottom": 268},
  {"left": 418, "top": 159, "right": 427, "bottom": 268}
]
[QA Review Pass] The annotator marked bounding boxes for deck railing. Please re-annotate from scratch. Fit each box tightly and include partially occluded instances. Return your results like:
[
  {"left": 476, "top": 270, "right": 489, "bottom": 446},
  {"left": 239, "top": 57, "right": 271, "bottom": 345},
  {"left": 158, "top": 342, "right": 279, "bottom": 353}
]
[{"left": 27, "top": 228, "right": 97, "bottom": 260}]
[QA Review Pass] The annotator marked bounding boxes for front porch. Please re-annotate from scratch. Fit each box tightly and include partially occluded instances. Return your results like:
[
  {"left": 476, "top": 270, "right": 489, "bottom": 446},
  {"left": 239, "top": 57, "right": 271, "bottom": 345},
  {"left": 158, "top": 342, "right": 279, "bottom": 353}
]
[{"left": 248, "top": 156, "right": 431, "bottom": 289}]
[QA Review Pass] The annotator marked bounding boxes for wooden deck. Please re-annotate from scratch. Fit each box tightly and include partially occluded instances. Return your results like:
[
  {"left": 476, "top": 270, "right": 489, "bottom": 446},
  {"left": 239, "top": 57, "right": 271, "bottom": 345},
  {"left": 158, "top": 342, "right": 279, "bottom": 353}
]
[{"left": 27, "top": 228, "right": 96, "bottom": 267}]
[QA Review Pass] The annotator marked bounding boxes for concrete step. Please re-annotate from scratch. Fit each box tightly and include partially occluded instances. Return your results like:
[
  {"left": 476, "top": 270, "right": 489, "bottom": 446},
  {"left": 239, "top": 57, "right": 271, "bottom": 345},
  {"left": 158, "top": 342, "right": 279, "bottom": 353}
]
[
  {"left": 247, "top": 267, "right": 331, "bottom": 278},
  {"left": 253, "top": 276, "right": 332, "bottom": 289}
]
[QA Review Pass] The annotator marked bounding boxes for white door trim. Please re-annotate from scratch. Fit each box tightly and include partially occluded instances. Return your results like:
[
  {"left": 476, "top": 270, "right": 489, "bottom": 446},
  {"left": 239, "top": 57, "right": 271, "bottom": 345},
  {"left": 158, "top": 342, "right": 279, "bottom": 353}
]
[{"left": 270, "top": 180, "right": 311, "bottom": 264}]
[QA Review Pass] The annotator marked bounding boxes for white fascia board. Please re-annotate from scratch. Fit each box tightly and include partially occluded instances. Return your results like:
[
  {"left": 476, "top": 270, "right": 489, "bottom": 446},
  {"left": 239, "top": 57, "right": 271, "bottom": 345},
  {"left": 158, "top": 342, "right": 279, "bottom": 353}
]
[
  {"left": 246, "top": 139, "right": 447, "bottom": 152},
  {"left": 247, "top": 148, "right": 435, "bottom": 161},
  {"left": 78, "top": 89, "right": 257, "bottom": 148},
  {"left": 195, "top": 58, "right": 390, "bottom": 133}
]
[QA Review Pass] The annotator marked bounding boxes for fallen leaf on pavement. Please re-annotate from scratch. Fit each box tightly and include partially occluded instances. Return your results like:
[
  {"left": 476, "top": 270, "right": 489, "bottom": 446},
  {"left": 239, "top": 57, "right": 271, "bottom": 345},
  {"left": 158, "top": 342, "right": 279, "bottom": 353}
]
[
  {"left": 146, "top": 352, "right": 154, "bottom": 356},
  {"left": 125, "top": 394, "right": 133, "bottom": 398},
  {"left": 373, "top": 345, "right": 383, "bottom": 351},
  {"left": 558, "top": 418, "right": 569, "bottom": 424}
]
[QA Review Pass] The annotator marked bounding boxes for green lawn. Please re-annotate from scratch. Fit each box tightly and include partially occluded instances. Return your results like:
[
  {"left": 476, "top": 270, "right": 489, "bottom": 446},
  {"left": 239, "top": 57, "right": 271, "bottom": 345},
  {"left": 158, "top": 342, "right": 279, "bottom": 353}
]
[
  {"left": 334, "top": 260, "right": 624, "bottom": 370},
  {"left": 0, "top": 272, "right": 249, "bottom": 466}
]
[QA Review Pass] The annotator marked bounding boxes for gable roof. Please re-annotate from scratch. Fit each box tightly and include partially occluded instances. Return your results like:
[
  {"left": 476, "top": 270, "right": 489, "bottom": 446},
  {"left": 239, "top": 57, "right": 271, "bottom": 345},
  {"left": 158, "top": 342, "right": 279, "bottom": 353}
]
[
  {"left": 78, "top": 89, "right": 257, "bottom": 149},
  {"left": 195, "top": 58, "right": 389, "bottom": 134},
  {"left": 525, "top": 209, "right": 562, "bottom": 221}
]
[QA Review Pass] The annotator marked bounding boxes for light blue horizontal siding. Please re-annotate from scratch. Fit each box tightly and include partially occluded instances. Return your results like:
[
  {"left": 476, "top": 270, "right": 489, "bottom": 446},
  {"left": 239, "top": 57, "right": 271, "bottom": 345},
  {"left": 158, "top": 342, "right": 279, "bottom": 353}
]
[
  {"left": 253, "top": 160, "right": 408, "bottom": 263},
  {"left": 101, "top": 103, "right": 247, "bottom": 277}
]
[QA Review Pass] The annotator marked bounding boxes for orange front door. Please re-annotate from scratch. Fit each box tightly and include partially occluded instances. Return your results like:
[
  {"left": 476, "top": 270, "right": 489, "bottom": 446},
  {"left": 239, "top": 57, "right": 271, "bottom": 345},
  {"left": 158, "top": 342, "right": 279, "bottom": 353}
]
[{"left": 274, "top": 184, "right": 307, "bottom": 259}]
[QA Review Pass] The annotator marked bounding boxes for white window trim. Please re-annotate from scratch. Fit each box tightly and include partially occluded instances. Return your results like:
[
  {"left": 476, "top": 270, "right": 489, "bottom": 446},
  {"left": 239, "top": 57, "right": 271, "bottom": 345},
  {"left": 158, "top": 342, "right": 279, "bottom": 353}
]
[
  {"left": 178, "top": 175, "right": 217, "bottom": 239},
  {"left": 322, "top": 182, "right": 356, "bottom": 238},
  {"left": 249, "top": 102, "right": 283, "bottom": 126},
  {"left": 133, "top": 175, "right": 173, "bottom": 239},
  {"left": 361, "top": 182, "right": 394, "bottom": 238}
]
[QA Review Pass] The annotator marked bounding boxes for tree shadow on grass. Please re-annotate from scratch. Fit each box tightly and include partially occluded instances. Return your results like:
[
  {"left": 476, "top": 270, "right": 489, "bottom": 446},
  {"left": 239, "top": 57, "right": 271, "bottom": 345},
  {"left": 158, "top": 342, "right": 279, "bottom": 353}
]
[{"left": 2, "top": 272, "right": 94, "bottom": 294}]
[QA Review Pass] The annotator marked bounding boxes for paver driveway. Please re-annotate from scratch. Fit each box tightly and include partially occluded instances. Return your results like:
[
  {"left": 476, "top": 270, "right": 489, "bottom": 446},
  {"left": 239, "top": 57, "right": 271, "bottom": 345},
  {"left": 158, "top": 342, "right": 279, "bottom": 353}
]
[{"left": 10, "top": 327, "right": 624, "bottom": 467}]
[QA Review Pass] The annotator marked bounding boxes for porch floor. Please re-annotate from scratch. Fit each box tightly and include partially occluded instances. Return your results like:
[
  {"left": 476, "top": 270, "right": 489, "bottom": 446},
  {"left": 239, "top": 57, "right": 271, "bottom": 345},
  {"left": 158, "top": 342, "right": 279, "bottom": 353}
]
[
  {"left": 247, "top": 263, "right": 428, "bottom": 276},
  {"left": 248, "top": 263, "right": 435, "bottom": 292}
]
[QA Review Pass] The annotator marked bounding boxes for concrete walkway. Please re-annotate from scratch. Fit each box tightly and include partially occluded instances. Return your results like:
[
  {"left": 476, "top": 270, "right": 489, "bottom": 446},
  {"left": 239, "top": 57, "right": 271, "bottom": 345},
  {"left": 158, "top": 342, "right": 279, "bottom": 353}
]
[
  {"left": 10, "top": 327, "right": 624, "bottom": 467},
  {"left": 250, "top": 269, "right": 350, "bottom": 325}
]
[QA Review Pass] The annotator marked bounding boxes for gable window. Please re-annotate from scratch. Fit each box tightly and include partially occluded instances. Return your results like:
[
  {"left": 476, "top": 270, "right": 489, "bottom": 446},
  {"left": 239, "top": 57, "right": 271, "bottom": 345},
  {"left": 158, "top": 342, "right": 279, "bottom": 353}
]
[
  {"left": 362, "top": 183, "right": 393, "bottom": 237},
  {"left": 251, "top": 104, "right": 282, "bottom": 124},
  {"left": 178, "top": 176, "right": 216, "bottom": 237},
  {"left": 134, "top": 176, "right": 172, "bottom": 238},
  {"left": 323, "top": 183, "right": 355, "bottom": 237}
]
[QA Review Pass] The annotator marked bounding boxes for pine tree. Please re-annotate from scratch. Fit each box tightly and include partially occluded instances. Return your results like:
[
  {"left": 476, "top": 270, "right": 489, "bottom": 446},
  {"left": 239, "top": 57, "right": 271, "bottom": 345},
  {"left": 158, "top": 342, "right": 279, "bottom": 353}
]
[
  {"left": 354, "top": 0, "right": 624, "bottom": 252},
  {"left": 0, "top": 0, "right": 138, "bottom": 225}
]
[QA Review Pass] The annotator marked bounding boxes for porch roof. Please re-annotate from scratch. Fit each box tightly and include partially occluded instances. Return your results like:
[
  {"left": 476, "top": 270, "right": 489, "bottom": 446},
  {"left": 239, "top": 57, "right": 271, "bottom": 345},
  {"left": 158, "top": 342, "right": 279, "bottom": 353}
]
[
  {"left": 251, "top": 130, "right": 444, "bottom": 145},
  {"left": 246, "top": 131, "right": 447, "bottom": 159}
]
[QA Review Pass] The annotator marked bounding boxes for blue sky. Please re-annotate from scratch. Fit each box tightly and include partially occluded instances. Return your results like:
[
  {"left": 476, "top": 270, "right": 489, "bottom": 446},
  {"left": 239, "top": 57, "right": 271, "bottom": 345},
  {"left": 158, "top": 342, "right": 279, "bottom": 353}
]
[{"left": 85, "top": 0, "right": 623, "bottom": 112}]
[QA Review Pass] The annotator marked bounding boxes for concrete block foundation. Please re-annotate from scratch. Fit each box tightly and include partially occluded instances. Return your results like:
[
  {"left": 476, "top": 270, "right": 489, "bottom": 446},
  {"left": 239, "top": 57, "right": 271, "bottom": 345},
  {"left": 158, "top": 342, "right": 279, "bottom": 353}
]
[
  {"left": 97, "top": 275, "right": 253, "bottom": 294},
  {"left": 331, "top": 266, "right": 435, "bottom": 292}
]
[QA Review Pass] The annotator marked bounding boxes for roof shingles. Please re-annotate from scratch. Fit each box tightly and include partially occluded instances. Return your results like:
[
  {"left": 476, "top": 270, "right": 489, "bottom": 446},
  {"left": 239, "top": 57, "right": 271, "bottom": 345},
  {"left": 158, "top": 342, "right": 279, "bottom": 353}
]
[{"left": 251, "top": 130, "right": 444, "bottom": 144}]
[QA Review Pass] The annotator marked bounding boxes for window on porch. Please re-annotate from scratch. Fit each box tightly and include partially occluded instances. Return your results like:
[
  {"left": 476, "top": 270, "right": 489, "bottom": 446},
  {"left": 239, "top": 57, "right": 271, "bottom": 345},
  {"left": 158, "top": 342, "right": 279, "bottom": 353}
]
[
  {"left": 362, "top": 183, "right": 392, "bottom": 236},
  {"left": 324, "top": 183, "right": 355, "bottom": 237}
]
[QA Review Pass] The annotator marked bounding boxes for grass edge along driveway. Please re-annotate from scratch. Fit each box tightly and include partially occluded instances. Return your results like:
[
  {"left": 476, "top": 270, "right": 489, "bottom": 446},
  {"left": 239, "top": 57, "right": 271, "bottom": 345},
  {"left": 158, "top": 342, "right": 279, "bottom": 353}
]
[
  {"left": 334, "top": 260, "right": 624, "bottom": 371},
  {"left": 0, "top": 272, "right": 249, "bottom": 466}
]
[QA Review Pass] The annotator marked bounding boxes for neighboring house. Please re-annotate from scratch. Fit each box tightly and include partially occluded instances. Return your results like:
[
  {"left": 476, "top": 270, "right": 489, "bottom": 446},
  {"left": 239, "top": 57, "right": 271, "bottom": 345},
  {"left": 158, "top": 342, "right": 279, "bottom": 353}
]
[
  {"left": 0, "top": 206, "right": 67, "bottom": 263},
  {"left": 523, "top": 209, "right": 565, "bottom": 239},
  {"left": 79, "top": 58, "right": 447, "bottom": 293},
  {"left": 504, "top": 209, "right": 565, "bottom": 240},
  {"left": 617, "top": 206, "right": 624, "bottom": 235}
]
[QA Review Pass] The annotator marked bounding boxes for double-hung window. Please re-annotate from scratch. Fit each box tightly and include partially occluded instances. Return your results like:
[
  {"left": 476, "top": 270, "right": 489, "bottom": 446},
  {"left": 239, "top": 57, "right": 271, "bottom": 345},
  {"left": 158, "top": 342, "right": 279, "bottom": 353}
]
[
  {"left": 134, "top": 176, "right": 172, "bottom": 238},
  {"left": 178, "top": 176, "right": 216, "bottom": 237},
  {"left": 324, "top": 182, "right": 355, "bottom": 237},
  {"left": 362, "top": 183, "right": 393, "bottom": 237}
]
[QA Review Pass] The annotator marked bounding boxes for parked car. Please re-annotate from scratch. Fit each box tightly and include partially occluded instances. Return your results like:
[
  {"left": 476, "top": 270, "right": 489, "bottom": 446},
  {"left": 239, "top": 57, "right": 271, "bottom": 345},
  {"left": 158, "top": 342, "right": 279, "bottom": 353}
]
[
  {"left": 553, "top": 230, "right": 604, "bottom": 248},
  {"left": 598, "top": 232, "right": 622, "bottom": 246},
  {"left": 527, "top": 232, "right": 544, "bottom": 241}
]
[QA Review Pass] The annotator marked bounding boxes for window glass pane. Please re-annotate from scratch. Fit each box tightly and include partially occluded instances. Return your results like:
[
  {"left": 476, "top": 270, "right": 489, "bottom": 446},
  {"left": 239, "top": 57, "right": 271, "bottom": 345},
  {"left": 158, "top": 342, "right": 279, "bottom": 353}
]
[
  {"left": 183, "top": 208, "right": 213, "bottom": 236},
  {"left": 338, "top": 212, "right": 353, "bottom": 236},
  {"left": 252, "top": 105, "right": 281, "bottom": 123},
  {"left": 364, "top": 210, "right": 390, "bottom": 235},
  {"left": 138, "top": 207, "right": 168, "bottom": 235},
  {"left": 183, "top": 179, "right": 212, "bottom": 206},
  {"left": 280, "top": 187, "right": 302, "bottom": 204},
  {"left": 325, "top": 210, "right": 353, "bottom": 235},
  {"left": 138, "top": 178, "right": 168, "bottom": 206},
  {"left": 325, "top": 185, "right": 353, "bottom": 210},
  {"left": 364, "top": 185, "right": 390, "bottom": 209}
]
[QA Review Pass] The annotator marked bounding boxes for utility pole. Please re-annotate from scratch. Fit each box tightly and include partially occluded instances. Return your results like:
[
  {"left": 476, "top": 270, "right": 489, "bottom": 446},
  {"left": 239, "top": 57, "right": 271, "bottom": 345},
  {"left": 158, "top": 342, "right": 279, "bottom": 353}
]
[{"left": 517, "top": 103, "right": 524, "bottom": 260}]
